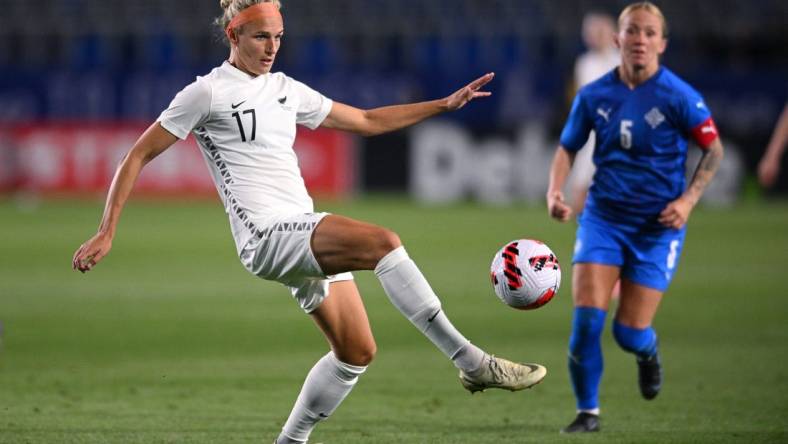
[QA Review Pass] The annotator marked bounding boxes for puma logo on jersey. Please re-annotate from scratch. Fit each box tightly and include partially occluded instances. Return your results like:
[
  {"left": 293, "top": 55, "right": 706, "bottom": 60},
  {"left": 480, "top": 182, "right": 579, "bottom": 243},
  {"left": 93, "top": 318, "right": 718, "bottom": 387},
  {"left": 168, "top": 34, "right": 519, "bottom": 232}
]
[
  {"left": 231, "top": 100, "right": 246, "bottom": 109},
  {"left": 696, "top": 101, "right": 706, "bottom": 109},
  {"left": 278, "top": 96, "right": 287, "bottom": 104},
  {"left": 644, "top": 107, "right": 665, "bottom": 129},
  {"left": 597, "top": 107, "right": 612, "bottom": 122},
  {"left": 701, "top": 125, "right": 716, "bottom": 134}
]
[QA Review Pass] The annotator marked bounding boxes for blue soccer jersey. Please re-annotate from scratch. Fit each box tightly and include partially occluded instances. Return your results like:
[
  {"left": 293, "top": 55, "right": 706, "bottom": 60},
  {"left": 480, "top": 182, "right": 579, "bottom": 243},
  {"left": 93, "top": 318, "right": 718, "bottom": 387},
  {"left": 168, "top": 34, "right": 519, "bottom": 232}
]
[{"left": 560, "top": 66, "right": 718, "bottom": 229}]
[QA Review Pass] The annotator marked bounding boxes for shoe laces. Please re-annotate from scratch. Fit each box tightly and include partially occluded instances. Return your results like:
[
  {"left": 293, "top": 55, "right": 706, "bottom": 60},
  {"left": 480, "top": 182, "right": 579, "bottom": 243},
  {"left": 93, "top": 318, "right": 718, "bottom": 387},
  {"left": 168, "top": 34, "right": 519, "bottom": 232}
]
[{"left": 487, "top": 355, "right": 513, "bottom": 382}]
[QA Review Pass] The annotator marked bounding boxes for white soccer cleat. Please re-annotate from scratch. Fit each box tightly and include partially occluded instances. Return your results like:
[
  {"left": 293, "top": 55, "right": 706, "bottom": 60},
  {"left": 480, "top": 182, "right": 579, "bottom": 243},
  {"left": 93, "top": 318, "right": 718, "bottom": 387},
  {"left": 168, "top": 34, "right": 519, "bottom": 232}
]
[{"left": 459, "top": 355, "right": 547, "bottom": 393}]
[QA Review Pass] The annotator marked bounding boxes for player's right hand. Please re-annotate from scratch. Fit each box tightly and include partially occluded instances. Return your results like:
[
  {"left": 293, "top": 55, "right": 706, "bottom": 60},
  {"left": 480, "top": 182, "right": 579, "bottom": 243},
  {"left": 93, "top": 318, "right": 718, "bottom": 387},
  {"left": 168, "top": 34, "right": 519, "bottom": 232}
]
[
  {"left": 758, "top": 153, "right": 780, "bottom": 188},
  {"left": 72, "top": 233, "right": 112, "bottom": 273},
  {"left": 547, "top": 190, "right": 572, "bottom": 222}
]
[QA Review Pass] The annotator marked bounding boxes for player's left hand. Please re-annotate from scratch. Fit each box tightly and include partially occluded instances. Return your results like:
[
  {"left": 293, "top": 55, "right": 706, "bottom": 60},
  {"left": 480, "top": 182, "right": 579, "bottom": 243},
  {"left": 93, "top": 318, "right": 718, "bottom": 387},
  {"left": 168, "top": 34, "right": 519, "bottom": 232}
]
[
  {"left": 658, "top": 198, "right": 694, "bottom": 229},
  {"left": 444, "top": 73, "right": 494, "bottom": 111}
]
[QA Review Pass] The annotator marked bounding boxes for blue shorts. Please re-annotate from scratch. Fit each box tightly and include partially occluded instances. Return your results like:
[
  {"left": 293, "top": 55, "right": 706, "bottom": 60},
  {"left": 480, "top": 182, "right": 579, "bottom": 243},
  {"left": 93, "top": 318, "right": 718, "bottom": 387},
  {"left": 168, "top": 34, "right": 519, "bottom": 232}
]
[{"left": 573, "top": 211, "right": 686, "bottom": 292}]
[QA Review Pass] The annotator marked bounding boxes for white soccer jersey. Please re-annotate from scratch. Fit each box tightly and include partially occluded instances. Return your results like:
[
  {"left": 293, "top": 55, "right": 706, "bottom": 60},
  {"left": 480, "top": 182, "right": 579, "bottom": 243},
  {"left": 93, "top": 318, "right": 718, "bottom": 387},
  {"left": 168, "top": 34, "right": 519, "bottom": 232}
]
[
  {"left": 157, "top": 61, "right": 333, "bottom": 253},
  {"left": 574, "top": 48, "right": 620, "bottom": 88},
  {"left": 568, "top": 48, "right": 620, "bottom": 194}
]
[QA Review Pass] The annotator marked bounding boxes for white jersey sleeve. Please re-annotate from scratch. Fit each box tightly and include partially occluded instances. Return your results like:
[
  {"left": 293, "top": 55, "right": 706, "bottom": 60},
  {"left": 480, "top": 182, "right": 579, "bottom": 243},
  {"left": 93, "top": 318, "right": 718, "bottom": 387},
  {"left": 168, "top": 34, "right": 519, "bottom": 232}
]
[
  {"left": 157, "top": 79, "right": 212, "bottom": 139},
  {"left": 292, "top": 79, "right": 333, "bottom": 129}
]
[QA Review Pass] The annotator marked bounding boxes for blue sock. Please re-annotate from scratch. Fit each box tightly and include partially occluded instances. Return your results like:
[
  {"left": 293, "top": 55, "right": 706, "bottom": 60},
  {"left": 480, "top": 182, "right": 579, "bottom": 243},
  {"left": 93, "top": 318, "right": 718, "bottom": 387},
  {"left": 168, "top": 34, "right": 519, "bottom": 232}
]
[
  {"left": 612, "top": 320, "right": 658, "bottom": 358},
  {"left": 568, "top": 307, "right": 607, "bottom": 411}
]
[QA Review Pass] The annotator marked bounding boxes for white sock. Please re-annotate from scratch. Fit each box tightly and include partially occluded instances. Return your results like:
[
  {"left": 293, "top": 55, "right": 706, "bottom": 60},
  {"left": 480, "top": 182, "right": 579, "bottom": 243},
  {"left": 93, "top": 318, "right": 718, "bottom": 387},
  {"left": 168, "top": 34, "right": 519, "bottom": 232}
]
[
  {"left": 374, "top": 246, "right": 485, "bottom": 372},
  {"left": 278, "top": 352, "right": 366, "bottom": 443},
  {"left": 451, "top": 340, "right": 487, "bottom": 374},
  {"left": 578, "top": 408, "right": 600, "bottom": 416}
]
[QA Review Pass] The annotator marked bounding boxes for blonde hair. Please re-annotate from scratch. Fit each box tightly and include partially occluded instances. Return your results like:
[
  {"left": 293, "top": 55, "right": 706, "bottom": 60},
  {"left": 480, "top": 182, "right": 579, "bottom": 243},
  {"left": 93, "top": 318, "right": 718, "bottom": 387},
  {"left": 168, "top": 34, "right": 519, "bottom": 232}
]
[
  {"left": 618, "top": 2, "right": 668, "bottom": 38},
  {"left": 215, "top": 0, "right": 282, "bottom": 43}
]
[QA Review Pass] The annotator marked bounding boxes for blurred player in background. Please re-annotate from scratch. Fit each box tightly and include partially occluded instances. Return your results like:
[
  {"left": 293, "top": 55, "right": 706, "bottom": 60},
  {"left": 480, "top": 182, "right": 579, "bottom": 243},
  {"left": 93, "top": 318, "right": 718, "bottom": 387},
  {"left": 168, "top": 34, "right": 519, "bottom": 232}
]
[
  {"left": 72, "top": 1, "right": 546, "bottom": 443},
  {"left": 566, "top": 12, "right": 620, "bottom": 216},
  {"left": 546, "top": 1, "right": 724, "bottom": 433},
  {"left": 758, "top": 102, "right": 788, "bottom": 188}
]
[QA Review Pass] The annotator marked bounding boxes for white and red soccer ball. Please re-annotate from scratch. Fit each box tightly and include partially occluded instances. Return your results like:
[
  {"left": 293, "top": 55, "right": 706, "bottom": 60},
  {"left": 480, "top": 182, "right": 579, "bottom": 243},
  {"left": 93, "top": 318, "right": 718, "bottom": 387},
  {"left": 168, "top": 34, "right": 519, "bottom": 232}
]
[{"left": 490, "top": 239, "right": 561, "bottom": 310}]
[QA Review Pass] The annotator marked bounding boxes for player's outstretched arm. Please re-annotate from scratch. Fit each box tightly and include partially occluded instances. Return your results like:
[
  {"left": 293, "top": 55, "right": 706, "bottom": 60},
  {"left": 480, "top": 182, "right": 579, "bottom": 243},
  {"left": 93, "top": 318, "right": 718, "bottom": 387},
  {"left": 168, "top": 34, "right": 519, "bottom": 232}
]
[
  {"left": 758, "top": 103, "right": 788, "bottom": 188},
  {"left": 320, "top": 73, "right": 494, "bottom": 137},
  {"left": 546, "top": 146, "right": 576, "bottom": 223},
  {"left": 72, "top": 122, "right": 178, "bottom": 273},
  {"left": 659, "top": 137, "right": 724, "bottom": 229}
]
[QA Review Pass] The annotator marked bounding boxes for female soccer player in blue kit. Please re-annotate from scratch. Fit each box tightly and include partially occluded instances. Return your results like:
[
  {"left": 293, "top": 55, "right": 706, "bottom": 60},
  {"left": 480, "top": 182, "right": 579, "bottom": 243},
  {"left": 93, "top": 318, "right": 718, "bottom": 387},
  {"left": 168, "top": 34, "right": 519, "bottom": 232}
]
[{"left": 546, "top": 2, "right": 725, "bottom": 433}]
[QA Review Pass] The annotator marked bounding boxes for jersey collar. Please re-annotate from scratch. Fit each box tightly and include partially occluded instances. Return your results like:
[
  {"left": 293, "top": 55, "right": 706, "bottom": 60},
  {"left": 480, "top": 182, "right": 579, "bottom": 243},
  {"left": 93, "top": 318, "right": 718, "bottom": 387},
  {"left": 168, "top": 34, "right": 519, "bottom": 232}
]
[
  {"left": 222, "top": 60, "right": 271, "bottom": 82},
  {"left": 615, "top": 65, "right": 664, "bottom": 90}
]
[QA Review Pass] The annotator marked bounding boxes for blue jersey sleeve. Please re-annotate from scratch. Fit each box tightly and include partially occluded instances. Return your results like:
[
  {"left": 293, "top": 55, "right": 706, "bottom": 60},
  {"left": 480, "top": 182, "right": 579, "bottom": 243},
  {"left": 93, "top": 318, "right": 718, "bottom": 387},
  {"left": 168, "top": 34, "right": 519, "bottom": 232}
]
[
  {"left": 675, "top": 81, "right": 718, "bottom": 148},
  {"left": 676, "top": 83, "right": 712, "bottom": 132},
  {"left": 560, "top": 93, "right": 593, "bottom": 152}
]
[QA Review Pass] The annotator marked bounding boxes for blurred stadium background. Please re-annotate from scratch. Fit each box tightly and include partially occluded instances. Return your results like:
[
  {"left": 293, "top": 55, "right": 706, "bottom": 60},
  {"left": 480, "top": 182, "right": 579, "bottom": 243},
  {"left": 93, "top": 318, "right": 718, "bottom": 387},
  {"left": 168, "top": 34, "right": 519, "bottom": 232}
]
[
  {"left": 0, "top": 0, "right": 786, "bottom": 200},
  {"left": 1, "top": 1, "right": 787, "bottom": 443}
]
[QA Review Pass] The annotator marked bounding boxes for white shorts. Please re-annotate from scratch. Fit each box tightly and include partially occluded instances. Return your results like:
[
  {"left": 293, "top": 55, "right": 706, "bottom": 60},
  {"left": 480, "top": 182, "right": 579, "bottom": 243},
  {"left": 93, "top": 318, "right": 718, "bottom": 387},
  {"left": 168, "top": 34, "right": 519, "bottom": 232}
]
[{"left": 239, "top": 212, "right": 353, "bottom": 313}]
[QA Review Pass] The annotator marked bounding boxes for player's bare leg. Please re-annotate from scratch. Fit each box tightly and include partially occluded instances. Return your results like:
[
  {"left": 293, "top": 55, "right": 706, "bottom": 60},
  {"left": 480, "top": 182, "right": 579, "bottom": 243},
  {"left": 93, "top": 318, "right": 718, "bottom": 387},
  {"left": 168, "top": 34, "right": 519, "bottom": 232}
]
[
  {"left": 573, "top": 263, "right": 620, "bottom": 309},
  {"left": 614, "top": 280, "right": 664, "bottom": 400},
  {"left": 312, "top": 214, "right": 485, "bottom": 371},
  {"left": 311, "top": 280, "right": 376, "bottom": 366},
  {"left": 311, "top": 215, "right": 397, "bottom": 274},
  {"left": 276, "top": 280, "right": 373, "bottom": 444},
  {"left": 615, "top": 280, "right": 662, "bottom": 327},
  {"left": 312, "top": 215, "right": 545, "bottom": 392},
  {"left": 562, "top": 263, "right": 620, "bottom": 433}
]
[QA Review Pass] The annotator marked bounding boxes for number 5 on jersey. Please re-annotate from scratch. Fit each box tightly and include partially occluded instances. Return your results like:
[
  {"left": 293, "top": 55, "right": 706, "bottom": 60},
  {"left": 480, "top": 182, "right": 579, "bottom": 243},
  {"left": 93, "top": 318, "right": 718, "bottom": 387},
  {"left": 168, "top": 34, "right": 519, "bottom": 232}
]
[
  {"left": 620, "top": 119, "right": 633, "bottom": 149},
  {"left": 233, "top": 109, "right": 257, "bottom": 142}
]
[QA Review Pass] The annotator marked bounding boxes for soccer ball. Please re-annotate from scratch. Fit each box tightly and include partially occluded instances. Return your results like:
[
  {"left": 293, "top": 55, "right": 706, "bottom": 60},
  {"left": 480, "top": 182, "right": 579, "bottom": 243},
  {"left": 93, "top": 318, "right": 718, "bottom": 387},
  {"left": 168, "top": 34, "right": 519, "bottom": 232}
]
[{"left": 490, "top": 239, "right": 561, "bottom": 310}]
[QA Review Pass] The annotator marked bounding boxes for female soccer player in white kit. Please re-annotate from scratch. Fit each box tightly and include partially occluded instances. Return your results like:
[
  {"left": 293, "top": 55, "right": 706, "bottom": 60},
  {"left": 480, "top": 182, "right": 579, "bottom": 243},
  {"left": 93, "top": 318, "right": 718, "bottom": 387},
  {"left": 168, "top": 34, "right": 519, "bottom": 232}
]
[{"left": 71, "top": 1, "right": 546, "bottom": 443}]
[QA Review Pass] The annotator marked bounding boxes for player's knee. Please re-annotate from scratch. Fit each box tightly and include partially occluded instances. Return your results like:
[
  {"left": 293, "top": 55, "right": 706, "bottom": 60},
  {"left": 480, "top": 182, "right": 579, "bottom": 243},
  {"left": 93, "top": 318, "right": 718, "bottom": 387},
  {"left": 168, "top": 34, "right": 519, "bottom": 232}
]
[
  {"left": 370, "top": 228, "right": 402, "bottom": 261},
  {"left": 379, "top": 228, "right": 402, "bottom": 253},
  {"left": 335, "top": 340, "right": 376, "bottom": 367},
  {"left": 354, "top": 342, "right": 377, "bottom": 366}
]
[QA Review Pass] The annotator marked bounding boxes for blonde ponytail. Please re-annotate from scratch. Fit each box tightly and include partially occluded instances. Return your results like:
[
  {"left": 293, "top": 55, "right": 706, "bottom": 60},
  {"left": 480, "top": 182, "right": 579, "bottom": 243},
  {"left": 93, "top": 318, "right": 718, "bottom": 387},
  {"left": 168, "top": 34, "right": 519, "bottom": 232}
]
[{"left": 215, "top": 0, "right": 282, "bottom": 43}]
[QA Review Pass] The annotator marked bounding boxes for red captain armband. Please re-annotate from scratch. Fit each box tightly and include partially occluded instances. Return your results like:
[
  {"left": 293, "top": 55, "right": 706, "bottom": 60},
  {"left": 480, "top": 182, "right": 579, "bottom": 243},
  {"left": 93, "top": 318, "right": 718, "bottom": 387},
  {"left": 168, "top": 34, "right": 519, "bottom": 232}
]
[{"left": 690, "top": 117, "right": 719, "bottom": 149}]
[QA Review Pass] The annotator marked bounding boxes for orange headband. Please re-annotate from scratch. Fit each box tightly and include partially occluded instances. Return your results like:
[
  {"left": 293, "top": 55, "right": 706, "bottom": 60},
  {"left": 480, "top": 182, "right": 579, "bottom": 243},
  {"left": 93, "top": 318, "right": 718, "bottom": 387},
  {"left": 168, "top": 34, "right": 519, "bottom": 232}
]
[{"left": 225, "top": 3, "right": 282, "bottom": 40}]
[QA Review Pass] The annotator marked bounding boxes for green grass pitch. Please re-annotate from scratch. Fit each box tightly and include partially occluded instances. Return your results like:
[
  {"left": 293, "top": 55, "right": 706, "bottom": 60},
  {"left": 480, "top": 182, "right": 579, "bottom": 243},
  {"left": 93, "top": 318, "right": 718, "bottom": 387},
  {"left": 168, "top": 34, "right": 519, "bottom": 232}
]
[{"left": 1, "top": 196, "right": 786, "bottom": 443}]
